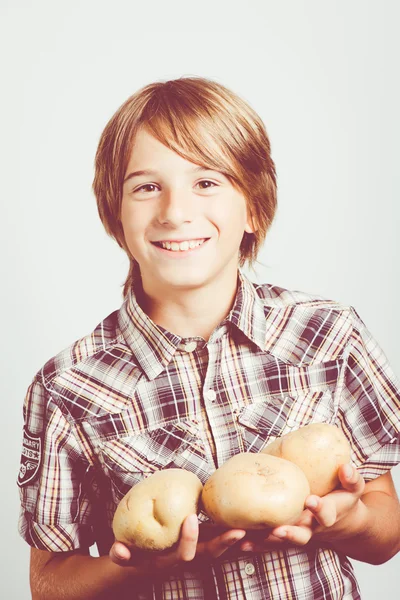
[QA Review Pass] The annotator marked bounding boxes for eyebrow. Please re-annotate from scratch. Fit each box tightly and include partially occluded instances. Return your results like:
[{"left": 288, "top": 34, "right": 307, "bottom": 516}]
[{"left": 123, "top": 166, "right": 218, "bottom": 184}]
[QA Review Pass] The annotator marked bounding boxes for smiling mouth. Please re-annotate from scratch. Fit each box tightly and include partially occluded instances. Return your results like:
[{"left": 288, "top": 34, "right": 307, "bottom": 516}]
[{"left": 152, "top": 238, "right": 210, "bottom": 252}]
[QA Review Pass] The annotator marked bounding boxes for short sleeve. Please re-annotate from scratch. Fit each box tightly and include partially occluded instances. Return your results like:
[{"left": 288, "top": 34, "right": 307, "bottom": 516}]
[
  {"left": 17, "top": 377, "right": 95, "bottom": 552},
  {"left": 340, "top": 307, "right": 400, "bottom": 481}
]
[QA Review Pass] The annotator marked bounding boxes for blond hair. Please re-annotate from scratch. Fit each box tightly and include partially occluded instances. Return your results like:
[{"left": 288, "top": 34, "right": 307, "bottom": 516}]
[{"left": 92, "top": 76, "right": 277, "bottom": 298}]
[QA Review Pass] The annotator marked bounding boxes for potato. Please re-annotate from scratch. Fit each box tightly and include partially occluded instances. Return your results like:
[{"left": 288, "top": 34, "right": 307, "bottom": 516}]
[
  {"left": 112, "top": 468, "right": 203, "bottom": 551},
  {"left": 262, "top": 423, "right": 351, "bottom": 496},
  {"left": 201, "top": 452, "right": 310, "bottom": 529}
]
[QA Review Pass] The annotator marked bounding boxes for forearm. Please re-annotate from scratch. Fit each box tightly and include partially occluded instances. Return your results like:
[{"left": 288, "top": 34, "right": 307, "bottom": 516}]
[
  {"left": 315, "top": 491, "right": 400, "bottom": 564},
  {"left": 31, "top": 552, "right": 144, "bottom": 600}
]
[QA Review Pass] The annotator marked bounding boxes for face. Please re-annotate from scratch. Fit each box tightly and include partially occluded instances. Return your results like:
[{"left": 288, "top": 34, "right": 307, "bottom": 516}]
[{"left": 120, "top": 127, "right": 255, "bottom": 295}]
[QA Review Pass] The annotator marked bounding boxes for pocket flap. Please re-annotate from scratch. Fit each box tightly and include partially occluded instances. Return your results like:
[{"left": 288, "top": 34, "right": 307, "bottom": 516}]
[{"left": 237, "top": 390, "right": 334, "bottom": 451}]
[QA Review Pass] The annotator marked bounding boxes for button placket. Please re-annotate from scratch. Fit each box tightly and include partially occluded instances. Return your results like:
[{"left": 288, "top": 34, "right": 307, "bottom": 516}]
[
  {"left": 202, "top": 343, "right": 231, "bottom": 468},
  {"left": 206, "top": 389, "right": 217, "bottom": 402},
  {"left": 244, "top": 562, "right": 255, "bottom": 576}
]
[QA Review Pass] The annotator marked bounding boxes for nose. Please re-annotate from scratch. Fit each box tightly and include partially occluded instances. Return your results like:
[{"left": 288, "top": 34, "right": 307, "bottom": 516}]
[{"left": 156, "top": 187, "right": 195, "bottom": 227}]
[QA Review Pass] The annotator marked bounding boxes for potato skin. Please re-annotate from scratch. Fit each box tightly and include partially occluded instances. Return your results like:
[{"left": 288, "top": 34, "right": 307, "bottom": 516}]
[
  {"left": 262, "top": 423, "right": 351, "bottom": 496},
  {"left": 202, "top": 453, "right": 310, "bottom": 529},
  {"left": 112, "top": 468, "right": 203, "bottom": 551}
]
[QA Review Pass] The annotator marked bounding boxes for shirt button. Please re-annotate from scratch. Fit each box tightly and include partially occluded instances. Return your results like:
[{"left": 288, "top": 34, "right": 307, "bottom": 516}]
[
  {"left": 184, "top": 341, "right": 197, "bottom": 352},
  {"left": 206, "top": 389, "right": 217, "bottom": 401},
  {"left": 244, "top": 562, "right": 255, "bottom": 576}
]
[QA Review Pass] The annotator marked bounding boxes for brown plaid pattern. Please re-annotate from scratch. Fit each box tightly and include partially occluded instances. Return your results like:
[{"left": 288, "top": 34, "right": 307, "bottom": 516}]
[{"left": 17, "top": 270, "right": 400, "bottom": 598}]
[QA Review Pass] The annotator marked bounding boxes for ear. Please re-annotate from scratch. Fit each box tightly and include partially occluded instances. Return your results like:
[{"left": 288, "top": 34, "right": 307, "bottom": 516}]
[{"left": 244, "top": 212, "right": 257, "bottom": 234}]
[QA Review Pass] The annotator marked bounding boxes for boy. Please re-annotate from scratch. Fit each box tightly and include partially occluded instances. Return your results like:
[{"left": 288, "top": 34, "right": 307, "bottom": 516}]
[{"left": 18, "top": 76, "right": 400, "bottom": 599}]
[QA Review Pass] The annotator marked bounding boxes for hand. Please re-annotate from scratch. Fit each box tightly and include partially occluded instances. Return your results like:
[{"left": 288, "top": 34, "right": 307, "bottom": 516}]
[
  {"left": 109, "top": 515, "right": 246, "bottom": 572},
  {"left": 239, "top": 463, "right": 366, "bottom": 553}
]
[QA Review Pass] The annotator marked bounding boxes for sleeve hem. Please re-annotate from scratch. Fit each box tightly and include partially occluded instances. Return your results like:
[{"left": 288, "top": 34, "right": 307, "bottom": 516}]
[
  {"left": 356, "top": 436, "right": 400, "bottom": 482},
  {"left": 18, "top": 511, "right": 95, "bottom": 552}
]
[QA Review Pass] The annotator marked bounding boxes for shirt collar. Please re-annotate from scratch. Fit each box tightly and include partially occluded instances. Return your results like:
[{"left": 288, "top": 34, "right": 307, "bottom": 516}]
[
  {"left": 227, "top": 269, "right": 267, "bottom": 352},
  {"left": 118, "top": 269, "right": 267, "bottom": 380}
]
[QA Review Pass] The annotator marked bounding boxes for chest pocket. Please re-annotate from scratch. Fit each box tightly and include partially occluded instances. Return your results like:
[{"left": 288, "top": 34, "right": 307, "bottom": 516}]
[
  {"left": 236, "top": 389, "right": 334, "bottom": 453},
  {"left": 88, "top": 417, "right": 210, "bottom": 502}
]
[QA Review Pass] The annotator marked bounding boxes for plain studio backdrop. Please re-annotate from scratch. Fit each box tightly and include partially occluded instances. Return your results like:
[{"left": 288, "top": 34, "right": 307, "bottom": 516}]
[{"left": 1, "top": 1, "right": 399, "bottom": 598}]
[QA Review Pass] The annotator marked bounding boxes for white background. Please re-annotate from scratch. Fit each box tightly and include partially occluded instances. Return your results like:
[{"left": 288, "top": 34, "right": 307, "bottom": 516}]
[{"left": 1, "top": 1, "right": 399, "bottom": 598}]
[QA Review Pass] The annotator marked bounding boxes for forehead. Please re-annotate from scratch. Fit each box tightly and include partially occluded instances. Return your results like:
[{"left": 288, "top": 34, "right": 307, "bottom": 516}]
[
  {"left": 124, "top": 127, "right": 221, "bottom": 178},
  {"left": 127, "top": 128, "right": 181, "bottom": 163},
  {"left": 127, "top": 123, "right": 232, "bottom": 169}
]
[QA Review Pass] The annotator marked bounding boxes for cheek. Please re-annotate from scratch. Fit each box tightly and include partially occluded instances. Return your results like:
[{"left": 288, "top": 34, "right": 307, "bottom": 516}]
[
  {"left": 211, "top": 202, "right": 248, "bottom": 236},
  {"left": 121, "top": 203, "right": 147, "bottom": 240}
]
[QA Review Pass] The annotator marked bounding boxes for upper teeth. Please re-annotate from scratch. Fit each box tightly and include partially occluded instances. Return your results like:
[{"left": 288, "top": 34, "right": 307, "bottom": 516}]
[{"left": 160, "top": 239, "right": 206, "bottom": 251}]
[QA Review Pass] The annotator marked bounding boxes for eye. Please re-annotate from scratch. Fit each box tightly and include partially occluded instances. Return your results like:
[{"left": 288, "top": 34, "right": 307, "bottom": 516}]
[
  {"left": 134, "top": 183, "right": 159, "bottom": 193},
  {"left": 132, "top": 180, "right": 218, "bottom": 194},
  {"left": 196, "top": 180, "right": 217, "bottom": 189}
]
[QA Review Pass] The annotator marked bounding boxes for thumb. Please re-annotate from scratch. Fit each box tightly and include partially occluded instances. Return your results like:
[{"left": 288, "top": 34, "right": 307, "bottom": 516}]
[
  {"left": 109, "top": 541, "right": 132, "bottom": 565},
  {"left": 204, "top": 529, "right": 246, "bottom": 558},
  {"left": 338, "top": 464, "right": 365, "bottom": 496}
]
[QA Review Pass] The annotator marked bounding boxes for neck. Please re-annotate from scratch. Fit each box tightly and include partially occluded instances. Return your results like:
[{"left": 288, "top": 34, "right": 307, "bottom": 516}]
[{"left": 137, "top": 269, "right": 240, "bottom": 341}]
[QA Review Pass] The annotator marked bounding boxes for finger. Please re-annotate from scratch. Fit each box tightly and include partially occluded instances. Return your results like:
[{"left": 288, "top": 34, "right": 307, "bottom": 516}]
[
  {"left": 152, "top": 514, "right": 199, "bottom": 571},
  {"left": 271, "top": 525, "right": 313, "bottom": 546},
  {"left": 338, "top": 464, "right": 365, "bottom": 496},
  {"left": 175, "top": 514, "right": 199, "bottom": 562},
  {"left": 305, "top": 495, "right": 337, "bottom": 528},
  {"left": 109, "top": 541, "right": 132, "bottom": 565},
  {"left": 204, "top": 529, "right": 247, "bottom": 558},
  {"left": 240, "top": 533, "right": 286, "bottom": 553},
  {"left": 292, "top": 508, "right": 315, "bottom": 529}
]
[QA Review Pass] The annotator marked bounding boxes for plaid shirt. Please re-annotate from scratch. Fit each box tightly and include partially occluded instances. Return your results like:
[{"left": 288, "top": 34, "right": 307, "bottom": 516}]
[{"left": 18, "top": 270, "right": 400, "bottom": 599}]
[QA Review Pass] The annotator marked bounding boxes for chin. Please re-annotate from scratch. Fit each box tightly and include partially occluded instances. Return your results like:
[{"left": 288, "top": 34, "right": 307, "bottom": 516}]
[
  {"left": 154, "top": 268, "right": 210, "bottom": 287},
  {"left": 162, "top": 275, "right": 208, "bottom": 289}
]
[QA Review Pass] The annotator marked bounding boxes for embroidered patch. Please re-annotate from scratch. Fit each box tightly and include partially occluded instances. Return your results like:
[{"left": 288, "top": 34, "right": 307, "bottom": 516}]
[{"left": 17, "top": 428, "right": 42, "bottom": 487}]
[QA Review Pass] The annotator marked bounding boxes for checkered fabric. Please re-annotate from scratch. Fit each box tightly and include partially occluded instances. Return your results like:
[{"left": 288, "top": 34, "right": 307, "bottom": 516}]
[{"left": 17, "top": 270, "right": 400, "bottom": 599}]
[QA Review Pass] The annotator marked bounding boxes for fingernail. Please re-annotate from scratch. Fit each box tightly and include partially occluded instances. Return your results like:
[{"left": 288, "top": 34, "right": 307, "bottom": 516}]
[
  {"left": 344, "top": 464, "right": 353, "bottom": 479},
  {"left": 188, "top": 515, "right": 198, "bottom": 529},
  {"left": 307, "top": 497, "right": 318, "bottom": 509},
  {"left": 274, "top": 529, "right": 287, "bottom": 538},
  {"left": 241, "top": 542, "right": 254, "bottom": 552}
]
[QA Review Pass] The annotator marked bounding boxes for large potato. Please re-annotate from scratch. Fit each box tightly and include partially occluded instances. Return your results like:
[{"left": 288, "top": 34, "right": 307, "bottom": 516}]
[
  {"left": 262, "top": 423, "right": 351, "bottom": 496},
  {"left": 202, "top": 453, "right": 310, "bottom": 529},
  {"left": 112, "top": 468, "right": 203, "bottom": 551}
]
